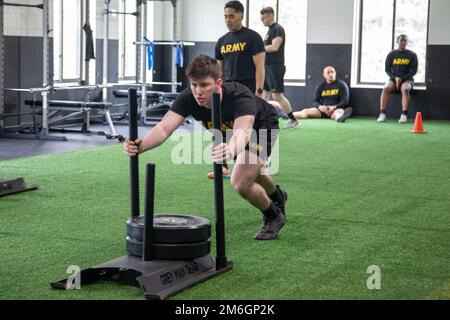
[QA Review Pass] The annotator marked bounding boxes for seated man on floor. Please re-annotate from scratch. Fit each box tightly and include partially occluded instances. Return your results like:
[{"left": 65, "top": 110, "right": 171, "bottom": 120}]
[{"left": 293, "top": 66, "right": 353, "bottom": 123}]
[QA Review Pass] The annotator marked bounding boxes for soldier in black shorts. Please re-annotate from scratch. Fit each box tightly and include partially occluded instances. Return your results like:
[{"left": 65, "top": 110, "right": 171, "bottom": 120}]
[
  {"left": 123, "top": 55, "right": 287, "bottom": 241},
  {"left": 293, "top": 66, "right": 353, "bottom": 122},
  {"left": 215, "top": 1, "right": 265, "bottom": 97},
  {"left": 260, "top": 6, "right": 299, "bottom": 130},
  {"left": 377, "top": 34, "right": 418, "bottom": 124}
]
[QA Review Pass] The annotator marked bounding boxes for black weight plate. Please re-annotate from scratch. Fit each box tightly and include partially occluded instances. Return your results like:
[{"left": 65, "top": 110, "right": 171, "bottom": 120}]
[
  {"left": 127, "top": 214, "right": 211, "bottom": 244},
  {"left": 126, "top": 236, "right": 211, "bottom": 260}
]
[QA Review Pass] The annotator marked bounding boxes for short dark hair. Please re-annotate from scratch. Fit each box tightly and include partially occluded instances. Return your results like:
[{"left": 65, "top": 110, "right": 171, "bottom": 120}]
[
  {"left": 225, "top": 1, "right": 244, "bottom": 13},
  {"left": 186, "top": 54, "right": 222, "bottom": 81},
  {"left": 397, "top": 34, "right": 408, "bottom": 41},
  {"left": 260, "top": 7, "right": 274, "bottom": 15}
]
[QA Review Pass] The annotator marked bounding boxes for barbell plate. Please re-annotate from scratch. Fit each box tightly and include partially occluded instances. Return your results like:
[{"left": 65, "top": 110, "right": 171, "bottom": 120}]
[
  {"left": 126, "top": 236, "right": 211, "bottom": 260},
  {"left": 126, "top": 214, "right": 211, "bottom": 244}
]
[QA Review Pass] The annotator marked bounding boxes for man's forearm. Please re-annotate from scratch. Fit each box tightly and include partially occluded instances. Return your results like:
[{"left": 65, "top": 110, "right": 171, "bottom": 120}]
[
  {"left": 265, "top": 45, "right": 278, "bottom": 53},
  {"left": 138, "top": 125, "right": 170, "bottom": 153},
  {"left": 217, "top": 60, "right": 224, "bottom": 78},
  {"left": 403, "top": 68, "right": 418, "bottom": 81},
  {"left": 255, "top": 65, "right": 265, "bottom": 91}
]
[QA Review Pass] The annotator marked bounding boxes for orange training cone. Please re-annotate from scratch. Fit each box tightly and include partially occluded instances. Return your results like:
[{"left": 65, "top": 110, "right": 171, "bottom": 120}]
[{"left": 411, "top": 112, "right": 427, "bottom": 134}]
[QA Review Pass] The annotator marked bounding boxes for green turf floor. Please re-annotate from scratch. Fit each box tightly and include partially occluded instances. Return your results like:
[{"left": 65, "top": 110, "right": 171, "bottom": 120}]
[{"left": 1, "top": 118, "right": 449, "bottom": 300}]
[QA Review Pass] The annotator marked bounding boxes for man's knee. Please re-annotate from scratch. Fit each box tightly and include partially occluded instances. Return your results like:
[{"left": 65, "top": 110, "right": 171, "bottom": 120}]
[
  {"left": 331, "top": 108, "right": 344, "bottom": 118},
  {"left": 272, "top": 92, "right": 284, "bottom": 100},
  {"left": 401, "top": 84, "right": 411, "bottom": 96},
  {"left": 401, "top": 88, "right": 410, "bottom": 96},
  {"left": 231, "top": 178, "right": 251, "bottom": 198},
  {"left": 294, "top": 110, "right": 307, "bottom": 119},
  {"left": 383, "top": 81, "right": 396, "bottom": 92},
  {"left": 382, "top": 86, "right": 394, "bottom": 95}
]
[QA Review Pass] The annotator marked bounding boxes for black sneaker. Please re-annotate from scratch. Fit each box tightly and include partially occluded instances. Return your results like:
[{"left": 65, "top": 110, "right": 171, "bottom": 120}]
[
  {"left": 337, "top": 107, "right": 353, "bottom": 123},
  {"left": 274, "top": 185, "right": 288, "bottom": 217},
  {"left": 283, "top": 120, "right": 300, "bottom": 130},
  {"left": 253, "top": 212, "right": 286, "bottom": 240}
]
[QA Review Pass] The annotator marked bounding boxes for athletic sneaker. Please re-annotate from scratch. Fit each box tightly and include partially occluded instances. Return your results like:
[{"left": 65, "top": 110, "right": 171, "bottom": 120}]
[
  {"left": 398, "top": 114, "right": 408, "bottom": 123},
  {"left": 377, "top": 113, "right": 387, "bottom": 122},
  {"left": 274, "top": 109, "right": 289, "bottom": 120},
  {"left": 284, "top": 120, "right": 300, "bottom": 129},
  {"left": 207, "top": 166, "right": 231, "bottom": 180},
  {"left": 253, "top": 211, "right": 286, "bottom": 241},
  {"left": 337, "top": 107, "right": 353, "bottom": 123}
]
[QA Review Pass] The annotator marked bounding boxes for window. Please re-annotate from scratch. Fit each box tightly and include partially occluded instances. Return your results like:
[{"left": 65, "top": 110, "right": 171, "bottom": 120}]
[
  {"left": 53, "top": 0, "right": 82, "bottom": 82},
  {"left": 118, "top": 0, "right": 154, "bottom": 82},
  {"left": 53, "top": 0, "right": 96, "bottom": 84},
  {"left": 353, "top": 0, "right": 429, "bottom": 86},
  {"left": 246, "top": 0, "right": 308, "bottom": 82},
  {"left": 278, "top": 0, "right": 307, "bottom": 82},
  {"left": 118, "top": 0, "right": 137, "bottom": 81}
]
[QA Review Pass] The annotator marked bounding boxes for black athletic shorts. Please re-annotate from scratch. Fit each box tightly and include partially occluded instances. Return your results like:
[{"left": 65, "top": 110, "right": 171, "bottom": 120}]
[
  {"left": 264, "top": 64, "right": 286, "bottom": 93},
  {"left": 245, "top": 116, "right": 279, "bottom": 160},
  {"left": 319, "top": 111, "right": 330, "bottom": 119},
  {"left": 313, "top": 106, "right": 332, "bottom": 119},
  {"left": 388, "top": 78, "right": 414, "bottom": 91}
]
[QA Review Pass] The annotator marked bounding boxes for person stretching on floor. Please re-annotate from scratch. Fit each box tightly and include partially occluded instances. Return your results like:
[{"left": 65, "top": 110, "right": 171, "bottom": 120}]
[{"left": 293, "top": 66, "right": 353, "bottom": 123}]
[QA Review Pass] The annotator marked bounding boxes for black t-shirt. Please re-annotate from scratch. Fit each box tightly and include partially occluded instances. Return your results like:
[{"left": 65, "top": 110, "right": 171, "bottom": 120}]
[
  {"left": 170, "top": 82, "right": 278, "bottom": 135},
  {"left": 264, "top": 23, "right": 285, "bottom": 65},
  {"left": 215, "top": 27, "right": 265, "bottom": 82},
  {"left": 385, "top": 49, "right": 418, "bottom": 81},
  {"left": 312, "top": 79, "right": 350, "bottom": 109}
]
